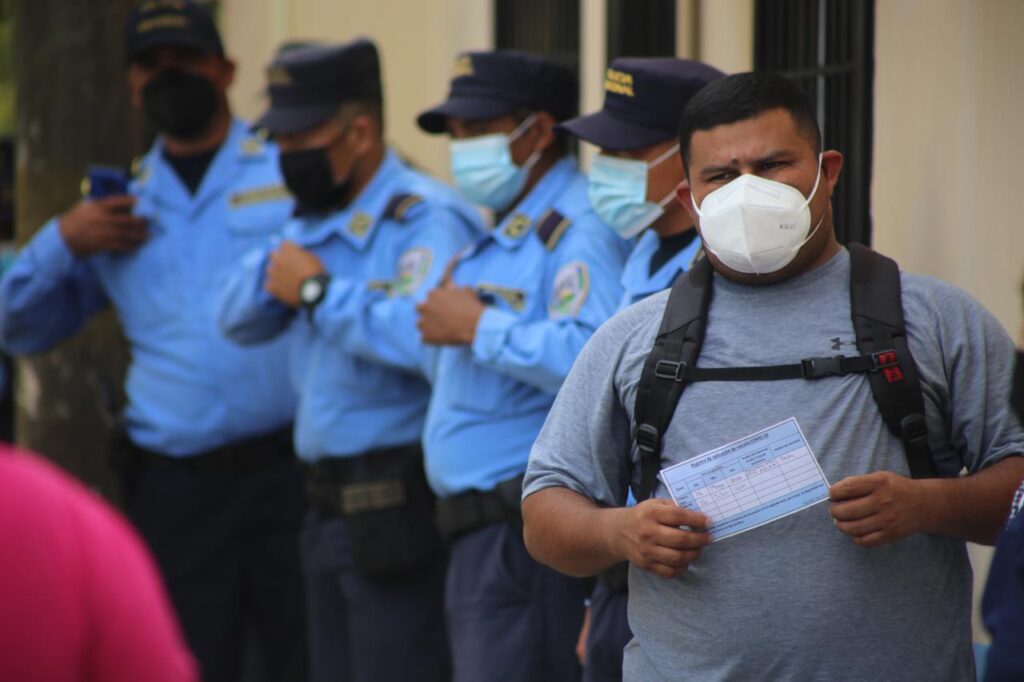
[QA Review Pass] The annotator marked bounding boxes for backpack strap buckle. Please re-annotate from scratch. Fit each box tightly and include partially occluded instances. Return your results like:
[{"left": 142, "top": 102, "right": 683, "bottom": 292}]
[
  {"left": 654, "top": 360, "right": 687, "bottom": 382},
  {"left": 870, "top": 350, "right": 900, "bottom": 370},
  {"left": 635, "top": 424, "right": 660, "bottom": 454},
  {"left": 800, "top": 356, "right": 846, "bottom": 378}
]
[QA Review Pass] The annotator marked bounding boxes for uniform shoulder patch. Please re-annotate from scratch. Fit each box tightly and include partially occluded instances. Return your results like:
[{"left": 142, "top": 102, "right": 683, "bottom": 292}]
[
  {"left": 382, "top": 192, "right": 424, "bottom": 223},
  {"left": 548, "top": 261, "right": 590, "bottom": 319},
  {"left": 392, "top": 247, "right": 434, "bottom": 296},
  {"left": 536, "top": 209, "right": 572, "bottom": 250}
]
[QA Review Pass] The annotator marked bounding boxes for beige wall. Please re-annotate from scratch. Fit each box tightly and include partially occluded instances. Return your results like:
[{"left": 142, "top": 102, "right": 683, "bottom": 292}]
[
  {"left": 220, "top": 0, "right": 492, "bottom": 180},
  {"left": 874, "top": 0, "right": 1024, "bottom": 338},
  {"left": 874, "top": 0, "right": 1024, "bottom": 642}
]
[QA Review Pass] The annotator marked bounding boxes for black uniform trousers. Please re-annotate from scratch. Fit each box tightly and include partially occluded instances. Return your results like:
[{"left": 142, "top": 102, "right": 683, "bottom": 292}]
[{"left": 123, "top": 428, "right": 308, "bottom": 682}]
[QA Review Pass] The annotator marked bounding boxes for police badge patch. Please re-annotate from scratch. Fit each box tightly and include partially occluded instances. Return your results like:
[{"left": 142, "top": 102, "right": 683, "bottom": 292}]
[
  {"left": 393, "top": 247, "right": 433, "bottom": 296},
  {"left": 549, "top": 261, "right": 590, "bottom": 319}
]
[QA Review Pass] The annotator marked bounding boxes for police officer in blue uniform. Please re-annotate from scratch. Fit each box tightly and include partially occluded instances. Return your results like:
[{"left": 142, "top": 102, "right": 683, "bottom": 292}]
[
  {"left": 565, "top": 57, "right": 723, "bottom": 309},
  {"left": 0, "top": 3, "right": 306, "bottom": 681},
  {"left": 557, "top": 57, "right": 723, "bottom": 682},
  {"left": 217, "top": 40, "right": 480, "bottom": 682},
  {"left": 414, "top": 50, "right": 631, "bottom": 682}
]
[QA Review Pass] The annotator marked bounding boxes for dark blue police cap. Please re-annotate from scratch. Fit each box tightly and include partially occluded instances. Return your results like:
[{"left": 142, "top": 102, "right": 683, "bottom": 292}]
[
  {"left": 559, "top": 57, "right": 724, "bottom": 151},
  {"left": 254, "top": 39, "right": 383, "bottom": 135},
  {"left": 124, "top": 0, "right": 224, "bottom": 62},
  {"left": 416, "top": 51, "right": 578, "bottom": 134}
]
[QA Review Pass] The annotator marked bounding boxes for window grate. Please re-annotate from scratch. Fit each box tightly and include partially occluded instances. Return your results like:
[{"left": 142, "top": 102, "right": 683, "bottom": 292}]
[
  {"left": 606, "top": 0, "right": 676, "bottom": 62},
  {"left": 754, "top": 0, "right": 875, "bottom": 246}
]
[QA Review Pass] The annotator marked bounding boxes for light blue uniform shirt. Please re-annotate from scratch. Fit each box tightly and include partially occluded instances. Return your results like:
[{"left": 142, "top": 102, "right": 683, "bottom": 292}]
[
  {"left": 0, "top": 119, "right": 297, "bottom": 456},
  {"left": 423, "top": 157, "right": 630, "bottom": 498},
  {"left": 618, "top": 228, "right": 702, "bottom": 309},
  {"left": 218, "top": 149, "right": 480, "bottom": 462}
]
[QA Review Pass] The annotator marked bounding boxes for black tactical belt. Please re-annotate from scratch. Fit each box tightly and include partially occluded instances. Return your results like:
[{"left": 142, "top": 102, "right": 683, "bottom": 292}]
[
  {"left": 435, "top": 474, "right": 525, "bottom": 542},
  {"left": 127, "top": 426, "right": 293, "bottom": 473},
  {"left": 303, "top": 443, "right": 423, "bottom": 518}
]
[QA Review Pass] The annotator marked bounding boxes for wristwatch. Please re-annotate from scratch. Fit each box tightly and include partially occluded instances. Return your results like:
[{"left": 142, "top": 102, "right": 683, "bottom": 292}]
[{"left": 299, "top": 273, "right": 330, "bottom": 311}]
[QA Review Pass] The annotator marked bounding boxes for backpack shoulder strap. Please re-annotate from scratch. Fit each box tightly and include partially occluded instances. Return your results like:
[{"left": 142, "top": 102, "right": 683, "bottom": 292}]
[
  {"left": 633, "top": 257, "right": 713, "bottom": 501},
  {"left": 848, "top": 243, "right": 937, "bottom": 478}
]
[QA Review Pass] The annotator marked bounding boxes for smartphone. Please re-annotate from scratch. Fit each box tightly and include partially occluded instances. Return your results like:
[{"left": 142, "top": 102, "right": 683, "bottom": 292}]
[{"left": 83, "top": 165, "right": 129, "bottom": 199}]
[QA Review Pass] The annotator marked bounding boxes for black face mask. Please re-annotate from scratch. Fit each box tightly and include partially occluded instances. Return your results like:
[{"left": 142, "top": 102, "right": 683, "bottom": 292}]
[
  {"left": 279, "top": 146, "right": 352, "bottom": 214},
  {"left": 142, "top": 69, "right": 218, "bottom": 139}
]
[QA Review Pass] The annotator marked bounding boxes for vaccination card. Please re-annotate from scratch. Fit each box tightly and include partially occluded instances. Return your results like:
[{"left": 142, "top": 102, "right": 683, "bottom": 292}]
[{"left": 659, "top": 417, "right": 830, "bottom": 541}]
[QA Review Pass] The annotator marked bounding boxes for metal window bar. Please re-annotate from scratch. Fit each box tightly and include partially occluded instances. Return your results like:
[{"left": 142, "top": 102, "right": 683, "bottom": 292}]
[{"left": 754, "top": 0, "right": 875, "bottom": 246}]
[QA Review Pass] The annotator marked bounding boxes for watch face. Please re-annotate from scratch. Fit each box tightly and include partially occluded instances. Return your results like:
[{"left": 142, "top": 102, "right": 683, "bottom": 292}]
[{"left": 300, "top": 278, "right": 323, "bottom": 305}]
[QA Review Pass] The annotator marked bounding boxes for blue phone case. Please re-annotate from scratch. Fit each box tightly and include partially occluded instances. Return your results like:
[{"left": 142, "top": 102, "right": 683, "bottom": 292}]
[{"left": 85, "top": 165, "right": 129, "bottom": 199}]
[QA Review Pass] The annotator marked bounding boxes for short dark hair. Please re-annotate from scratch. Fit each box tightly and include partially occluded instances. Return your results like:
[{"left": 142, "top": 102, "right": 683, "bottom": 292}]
[
  {"left": 677, "top": 72, "right": 821, "bottom": 172},
  {"left": 338, "top": 98, "right": 385, "bottom": 135}
]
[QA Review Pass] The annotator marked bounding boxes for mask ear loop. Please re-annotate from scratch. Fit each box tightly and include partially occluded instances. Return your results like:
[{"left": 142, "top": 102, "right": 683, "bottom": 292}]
[
  {"left": 508, "top": 112, "right": 542, "bottom": 171},
  {"left": 645, "top": 145, "right": 682, "bottom": 210},
  {"left": 648, "top": 144, "right": 680, "bottom": 169},
  {"left": 801, "top": 153, "right": 824, "bottom": 208},
  {"left": 790, "top": 154, "right": 828, "bottom": 254}
]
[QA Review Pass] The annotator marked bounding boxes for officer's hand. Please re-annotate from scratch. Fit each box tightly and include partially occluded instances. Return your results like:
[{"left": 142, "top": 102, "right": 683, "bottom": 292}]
[
  {"left": 829, "top": 471, "right": 929, "bottom": 547},
  {"left": 415, "top": 285, "right": 485, "bottom": 345},
  {"left": 264, "top": 240, "right": 325, "bottom": 308},
  {"left": 58, "top": 196, "right": 147, "bottom": 257},
  {"left": 609, "top": 500, "right": 711, "bottom": 579}
]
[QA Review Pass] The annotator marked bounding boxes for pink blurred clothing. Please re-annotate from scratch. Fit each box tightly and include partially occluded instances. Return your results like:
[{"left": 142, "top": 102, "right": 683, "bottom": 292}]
[{"left": 0, "top": 445, "right": 197, "bottom": 682}]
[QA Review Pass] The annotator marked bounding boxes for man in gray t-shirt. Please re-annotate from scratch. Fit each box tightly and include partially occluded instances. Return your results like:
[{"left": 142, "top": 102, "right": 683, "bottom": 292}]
[{"left": 522, "top": 72, "right": 1024, "bottom": 682}]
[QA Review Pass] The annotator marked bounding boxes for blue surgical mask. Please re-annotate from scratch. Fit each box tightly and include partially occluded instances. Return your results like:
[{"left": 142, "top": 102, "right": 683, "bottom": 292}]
[
  {"left": 587, "top": 145, "right": 679, "bottom": 239},
  {"left": 449, "top": 114, "right": 541, "bottom": 211}
]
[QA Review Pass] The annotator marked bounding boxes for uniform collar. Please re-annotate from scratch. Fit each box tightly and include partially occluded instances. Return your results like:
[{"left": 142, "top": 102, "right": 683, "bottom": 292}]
[
  {"left": 621, "top": 228, "right": 703, "bottom": 297},
  {"left": 489, "top": 156, "right": 578, "bottom": 250},
  {"left": 135, "top": 118, "right": 257, "bottom": 214},
  {"left": 290, "top": 148, "right": 406, "bottom": 251}
]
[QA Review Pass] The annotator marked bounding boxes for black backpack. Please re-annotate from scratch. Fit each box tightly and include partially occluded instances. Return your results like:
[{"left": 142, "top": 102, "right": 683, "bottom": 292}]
[{"left": 632, "top": 243, "right": 937, "bottom": 502}]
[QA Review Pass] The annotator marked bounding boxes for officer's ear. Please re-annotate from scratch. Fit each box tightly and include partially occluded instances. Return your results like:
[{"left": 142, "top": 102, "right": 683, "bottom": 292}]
[
  {"left": 527, "top": 111, "right": 557, "bottom": 154},
  {"left": 214, "top": 56, "right": 237, "bottom": 93},
  {"left": 345, "top": 114, "right": 379, "bottom": 156}
]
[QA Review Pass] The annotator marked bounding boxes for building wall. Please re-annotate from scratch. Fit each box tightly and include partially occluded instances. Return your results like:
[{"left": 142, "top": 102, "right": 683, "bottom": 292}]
[
  {"left": 873, "top": 0, "right": 1023, "bottom": 338},
  {"left": 220, "top": 0, "right": 492, "bottom": 180}
]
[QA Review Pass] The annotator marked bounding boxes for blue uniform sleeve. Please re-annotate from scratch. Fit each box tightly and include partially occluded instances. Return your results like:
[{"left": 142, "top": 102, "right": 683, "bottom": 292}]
[
  {"left": 0, "top": 219, "right": 109, "bottom": 354},
  {"left": 311, "top": 205, "right": 473, "bottom": 378},
  {"left": 217, "top": 240, "right": 296, "bottom": 345},
  {"left": 470, "top": 221, "right": 627, "bottom": 394}
]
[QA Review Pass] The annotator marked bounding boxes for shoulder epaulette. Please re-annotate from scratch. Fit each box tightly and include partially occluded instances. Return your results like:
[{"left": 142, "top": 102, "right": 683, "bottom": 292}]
[
  {"left": 536, "top": 209, "right": 572, "bottom": 250},
  {"left": 383, "top": 192, "right": 424, "bottom": 222}
]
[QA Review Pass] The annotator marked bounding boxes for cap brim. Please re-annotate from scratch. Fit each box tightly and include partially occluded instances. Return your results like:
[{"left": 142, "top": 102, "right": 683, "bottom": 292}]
[
  {"left": 416, "top": 96, "right": 518, "bottom": 134},
  {"left": 253, "top": 102, "right": 339, "bottom": 136},
  {"left": 557, "top": 111, "right": 675, "bottom": 151}
]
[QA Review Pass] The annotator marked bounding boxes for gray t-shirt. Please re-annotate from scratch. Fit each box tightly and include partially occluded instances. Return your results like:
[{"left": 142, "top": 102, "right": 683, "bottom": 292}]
[{"left": 524, "top": 248, "right": 1024, "bottom": 682}]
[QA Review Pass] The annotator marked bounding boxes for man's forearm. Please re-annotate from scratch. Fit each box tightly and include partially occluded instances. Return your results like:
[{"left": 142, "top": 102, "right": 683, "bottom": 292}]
[
  {"left": 522, "top": 487, "right": 625, "bottom": 577},
  {"left": 921, "top": 455, "right": 1024, "bottom": 545}
]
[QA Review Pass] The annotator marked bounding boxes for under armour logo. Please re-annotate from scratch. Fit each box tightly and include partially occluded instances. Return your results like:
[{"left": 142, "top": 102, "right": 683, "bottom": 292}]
[{"left": 830, "top": 337, "right": 857, "bottom": 351}]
